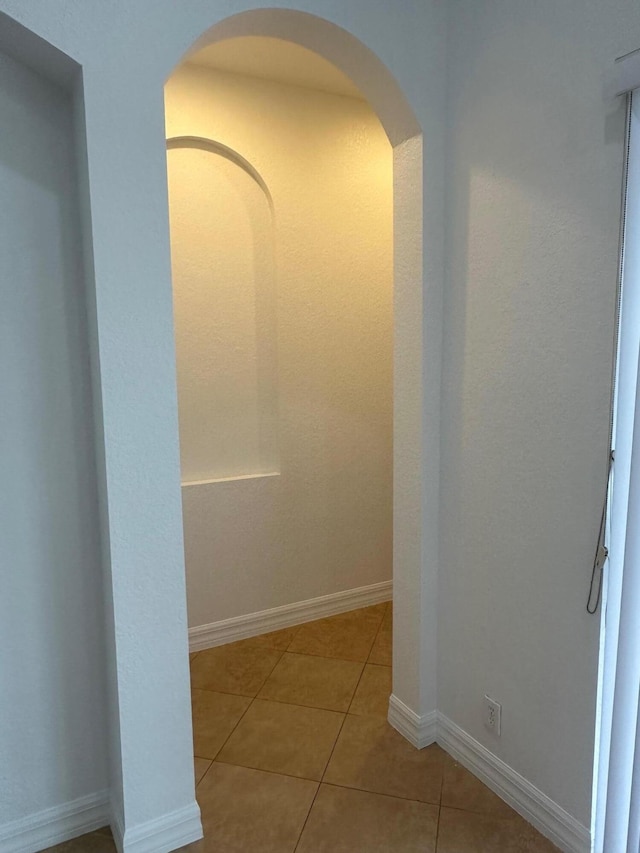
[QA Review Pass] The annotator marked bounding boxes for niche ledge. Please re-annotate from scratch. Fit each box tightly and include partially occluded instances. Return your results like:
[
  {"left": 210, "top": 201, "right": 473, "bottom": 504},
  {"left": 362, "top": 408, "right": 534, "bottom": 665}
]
[{"left": 181, "top": 471, "right": 280, "bottom": 487}]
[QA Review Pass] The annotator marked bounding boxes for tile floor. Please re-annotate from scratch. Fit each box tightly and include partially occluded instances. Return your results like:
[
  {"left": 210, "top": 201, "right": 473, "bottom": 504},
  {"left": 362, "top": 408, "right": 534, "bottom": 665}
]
[{"left": 44, "top": 603, "right": 558, "bottom": 852}]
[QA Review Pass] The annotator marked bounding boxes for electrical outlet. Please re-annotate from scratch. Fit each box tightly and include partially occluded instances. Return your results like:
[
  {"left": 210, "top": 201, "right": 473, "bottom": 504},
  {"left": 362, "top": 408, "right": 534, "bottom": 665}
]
[{"left": 484, "top": 695, "right": 501, "bottom": 736}]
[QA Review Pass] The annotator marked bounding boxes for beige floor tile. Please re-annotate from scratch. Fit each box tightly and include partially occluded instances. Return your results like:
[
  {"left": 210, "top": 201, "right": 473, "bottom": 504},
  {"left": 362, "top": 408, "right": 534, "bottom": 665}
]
[
  {"left": 258, "top": 652, "right": 363, "bottom": 711},
  {"left": 194, "top": 756, "right": 212, "bottom": 785},
  {"left": 234, "top": 626, "right": 300, "bottom": 650},
  {"left": 349, "top": 664, "right": 392, "bottom": 717},
  {"left": 217, "top": 698, "right": 344, "bottom": 780},
  {"left": 441, "top": 757, "right": 516, "bottom": 818},
  {"left": 194, "top": 762, "right": 317, "bottom": 853},
  {"left": 296, "top": 784, "right": 438, "bottom": 853},
  {"left": 190, "top": 643, "right": 282, "bottom": 696},
  {"left": 368, "top": 623, "right": 392, "bottom": 665},
  {"left": 288, "top": 605, "right": 386, "bottom": 662},
  {"left": 324, "top": 714, "right": 444, "bottom": 803},
  {"left": 42, "top": 832, "right": 116, "bottom": 852},
  {"left": 191, "top": 689, "right": 251, "bottom": 759},
  {"left": 437, "top": 807, "right": 560, "bottom": 852}
]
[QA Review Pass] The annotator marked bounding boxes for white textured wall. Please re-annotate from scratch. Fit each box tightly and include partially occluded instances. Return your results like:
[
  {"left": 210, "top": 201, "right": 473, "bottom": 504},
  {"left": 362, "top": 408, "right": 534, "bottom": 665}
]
[
  {"left": 0, "top": 48, "right": 107, "bottom": 826},
  {"left": 165, "top": 64, "right": 394, "bottom": 626},
  {"left": 5, "top": 0, "right": 640, "bottom": 842},
  {"left": 442, "top": 0, "right": 640, "bottom": 826}
]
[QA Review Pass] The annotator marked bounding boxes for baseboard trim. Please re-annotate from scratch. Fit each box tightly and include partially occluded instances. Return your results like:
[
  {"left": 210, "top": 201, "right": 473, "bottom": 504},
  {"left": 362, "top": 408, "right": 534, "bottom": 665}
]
[
  {"left": 0, "top": 790, "right": 109, "bottom": 853},
  {"left": 112, "top": 801, "right": 202, "bottom": 853},
  {"left": 388, "top": 694, "right": 437, "bottom": 748},
  {"left": 189, "top": 580, "right": 392, "bottom": 651},
  {"left": 436, "top": 714, "right": 591, "bottom": 853}
]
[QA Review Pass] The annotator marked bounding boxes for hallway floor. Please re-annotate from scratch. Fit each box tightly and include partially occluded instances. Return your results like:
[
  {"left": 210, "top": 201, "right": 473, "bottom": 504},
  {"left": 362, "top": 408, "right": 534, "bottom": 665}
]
[{"left": 45, "top": 603, "right": 557, "bottom": 852}]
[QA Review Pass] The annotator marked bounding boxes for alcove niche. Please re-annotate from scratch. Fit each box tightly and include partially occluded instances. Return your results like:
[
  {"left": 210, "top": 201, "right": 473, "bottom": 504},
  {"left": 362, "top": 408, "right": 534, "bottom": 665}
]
[{"left": 166, "top": 137, "right": 279, "bottom": 483}]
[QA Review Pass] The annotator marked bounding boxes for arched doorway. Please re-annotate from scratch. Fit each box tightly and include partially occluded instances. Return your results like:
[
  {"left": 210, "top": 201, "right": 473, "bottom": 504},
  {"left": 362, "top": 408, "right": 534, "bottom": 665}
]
[
  {"left": 167, "top": 7, "right": 436, "bottom": 752},
  {"left": 158, "top": 9, "right": 438, "bottom": 849}
]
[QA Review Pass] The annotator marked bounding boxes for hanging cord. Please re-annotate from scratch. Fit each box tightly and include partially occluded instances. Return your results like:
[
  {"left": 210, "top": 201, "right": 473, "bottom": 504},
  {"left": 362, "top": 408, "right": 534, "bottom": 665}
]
[
  {"left": 587, "top": 451, "right": 615, "bottom": 614},
  {"left": 586, "top": 92, "right": 633, "bottom": 614}
]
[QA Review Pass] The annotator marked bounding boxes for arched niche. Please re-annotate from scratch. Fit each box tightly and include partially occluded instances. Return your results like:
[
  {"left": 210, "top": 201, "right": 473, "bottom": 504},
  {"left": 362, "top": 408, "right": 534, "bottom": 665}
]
[{"left": 166, "top": 136, "right": 278, "bottom": 483}]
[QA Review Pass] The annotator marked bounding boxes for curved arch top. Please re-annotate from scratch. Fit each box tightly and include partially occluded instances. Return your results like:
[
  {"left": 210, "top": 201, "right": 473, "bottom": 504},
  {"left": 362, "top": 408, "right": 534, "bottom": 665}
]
[
  {"left": 177, "top": 8, "right": 421, "bottom": 148},
  {"left": 167, "top": 135, "right": 275, "bottom": 212}
]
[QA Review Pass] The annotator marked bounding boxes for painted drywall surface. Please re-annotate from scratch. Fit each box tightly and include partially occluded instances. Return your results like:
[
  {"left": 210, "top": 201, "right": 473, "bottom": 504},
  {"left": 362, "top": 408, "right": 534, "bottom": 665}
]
[
  {"left": 7, "top": 0, "right": 639, "bottom": 840},
  {"left": 441, "top": 0, "right": 640, "bottom": 825},
  {"left": 166, "top": 65, "right": 393, "bottom": 625},
  {"left": 0, "top": 48, "right": 107, "bottom": 824},
  {"left": 0, "top": 0, "right": 444, "bottom": 841},
  {"left": 167, "top": 141, "right": 278, "bottom": 483}
]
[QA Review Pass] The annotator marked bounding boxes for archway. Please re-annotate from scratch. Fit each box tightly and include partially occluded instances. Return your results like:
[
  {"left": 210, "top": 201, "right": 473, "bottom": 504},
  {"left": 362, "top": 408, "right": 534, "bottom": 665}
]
[{"left": 167, "top": 8, "right": 436, "bottom": 750}]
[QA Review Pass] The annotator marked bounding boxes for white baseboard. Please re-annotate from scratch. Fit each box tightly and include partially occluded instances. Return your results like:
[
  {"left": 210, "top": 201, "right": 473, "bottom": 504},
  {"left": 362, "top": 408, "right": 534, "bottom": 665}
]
[
  {"left": 112, "top": 801, "right": 202, "bottom": 853},
  {"left": 388, "top": 694, "right": 437, "bottom": 748},
  {"left": 189, "top": 580, "right": 392, "bottom": 651},
  {"left": 0, "top": 790, "right": 109, "bottom": 853},
  {"left": 437, "top": 713, "right": 591, "bottom": 853}
]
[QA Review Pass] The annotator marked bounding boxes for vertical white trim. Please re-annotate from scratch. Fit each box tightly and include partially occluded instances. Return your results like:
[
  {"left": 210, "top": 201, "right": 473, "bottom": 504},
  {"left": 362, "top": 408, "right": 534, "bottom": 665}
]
[
  {"left": 598, "top": 91, "right": 640, "bottom": 852},
  {"left": 603, "top": 341, "right": 640, "bottom": 851},
  {"left": 387, "top": 694, "right": 437, "bottom": 748}
]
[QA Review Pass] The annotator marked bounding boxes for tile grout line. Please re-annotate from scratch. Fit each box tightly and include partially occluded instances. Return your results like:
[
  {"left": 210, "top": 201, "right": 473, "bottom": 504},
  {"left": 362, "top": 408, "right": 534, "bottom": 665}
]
[
  {"left": 197, "top": 646, "right": 288, "bottom": 775},
  {"left": 253, "top": 692, "right": 361, "bottom": 714},
  {"left": 312, "top": 776, "right": 442, "bottom": 807},
  {"left": 273, "top": 647, "right": 374, "bottom": 663},
  {"left": 292, "top": 710, "right": 350, "bottom": 852},
  {"left": 289, "top": 615, "right": 345, "bottom": 853},
  {"left": 194, "top": 605, "right": 392, "bottom": 848},
  {"left": 434, "top": 754, "right": 446, "bottom": 851},
  {"left": 290, "top": 613, "right": 377, "bottom": 853},
  {"left": 367, "top": 603, "right": 388, "bottom": 664},
  {"left": 194, "top": 757, "right": 214, "bottom": 790},
  {"left": 210, "top": 757, "right": 443, "bottom": 807},
  {"left": 346, "top": 660, "right": 371, "bottom": 717},
  {"left": 200, "top": 620, "right": 320, "bottom": 781},
  {"left": 291, "top": 781, "right": 321, "bottom": 853},
  {"left": 193, "top": 662, "right": 390, "bottom": 711},
  {"left": 437, "top": 802, "right": 531, "bottom": 820}
]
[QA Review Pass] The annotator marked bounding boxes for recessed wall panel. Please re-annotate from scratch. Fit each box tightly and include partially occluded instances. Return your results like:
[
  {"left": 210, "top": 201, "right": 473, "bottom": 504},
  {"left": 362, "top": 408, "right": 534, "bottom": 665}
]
[
  {"left": 0, "top": 48, "right": 106, "bottom": 823},
  {"left": 167, "top": 143, "right": 278, "bottom": 482}
]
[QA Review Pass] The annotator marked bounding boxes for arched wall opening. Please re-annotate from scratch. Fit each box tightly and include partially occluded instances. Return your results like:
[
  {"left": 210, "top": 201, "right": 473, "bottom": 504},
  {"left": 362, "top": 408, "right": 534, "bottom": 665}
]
[
  {"left": 163, "top": 8, "right": 435, "bottom": 751},
  {"left": 165, "top": 39, "right": 396, "bottom": 638}
]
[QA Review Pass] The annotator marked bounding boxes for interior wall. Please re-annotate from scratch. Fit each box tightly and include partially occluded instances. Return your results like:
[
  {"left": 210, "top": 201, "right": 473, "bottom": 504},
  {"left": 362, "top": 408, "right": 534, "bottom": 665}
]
[
  {"left": 441, "top": 0, "right": 640, "bottom": 827},
  {"left": 165, "top": 63, "right": 394, "bottom": 627},
  {"left": 0, "top": 2, "right": 441, "bottom": 844},
  {"left": 0, "top": 47, "right": 107, "bottom": 827}
]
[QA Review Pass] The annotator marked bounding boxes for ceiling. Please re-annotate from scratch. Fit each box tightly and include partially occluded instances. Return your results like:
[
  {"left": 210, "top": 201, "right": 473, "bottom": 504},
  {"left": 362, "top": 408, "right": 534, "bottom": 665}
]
[{"left": 188, "top": 36, "right": 364, "bottom": 100}]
